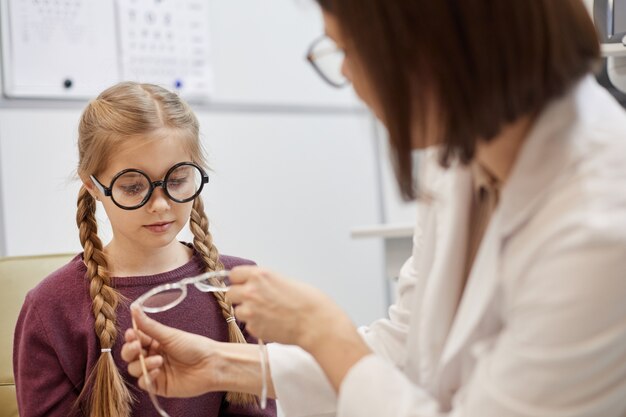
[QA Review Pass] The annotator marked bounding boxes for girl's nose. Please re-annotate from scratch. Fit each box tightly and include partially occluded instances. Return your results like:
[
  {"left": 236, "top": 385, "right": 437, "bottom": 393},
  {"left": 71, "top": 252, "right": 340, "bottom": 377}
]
[{"left": 145, "top": 187, "right": 171, "bottom": 212}]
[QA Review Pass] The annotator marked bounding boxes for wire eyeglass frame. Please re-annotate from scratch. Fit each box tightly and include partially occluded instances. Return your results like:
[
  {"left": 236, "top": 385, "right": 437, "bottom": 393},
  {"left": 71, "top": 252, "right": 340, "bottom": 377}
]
[{"left": 306, "top": 35, "right": 350, "bottom": 88}]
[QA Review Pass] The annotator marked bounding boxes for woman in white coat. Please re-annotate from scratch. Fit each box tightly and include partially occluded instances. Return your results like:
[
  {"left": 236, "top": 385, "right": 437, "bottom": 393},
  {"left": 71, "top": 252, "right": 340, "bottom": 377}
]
[{"left": 122, "top": 1, "right": 626, "bottom": 416}]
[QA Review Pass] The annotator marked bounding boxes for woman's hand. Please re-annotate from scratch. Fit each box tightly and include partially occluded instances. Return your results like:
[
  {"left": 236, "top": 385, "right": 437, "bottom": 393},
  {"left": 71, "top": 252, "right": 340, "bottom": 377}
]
[
  {"left": 124, "top": 267, "right": 372, "bottom": 395},
  {"left": 228, "top": 266, "right": 357, "bottom": 352},
  {"left": 228, "top": 266, "right": 372, "bottom": 390},
  {"left": 121, "top": 306, "right": 223, "bottom": 398}
]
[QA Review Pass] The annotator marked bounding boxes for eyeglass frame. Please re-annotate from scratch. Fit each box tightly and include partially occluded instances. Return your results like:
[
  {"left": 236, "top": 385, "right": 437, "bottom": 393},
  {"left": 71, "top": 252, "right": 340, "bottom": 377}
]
[
  {"left": 132, "top": 269, "right": 231, "bottom": 313},
  {"left": 130, "top": 270, "right": 268, "bottom": 415},
  {"left": 90, "top": 161, "right": 209, "bottom": 210},
  {"left": 305, "top": 35, "right": 350, "bottom": 88},
  {"left": 131, "top": 270, "right": 229, "bottom": 417}
]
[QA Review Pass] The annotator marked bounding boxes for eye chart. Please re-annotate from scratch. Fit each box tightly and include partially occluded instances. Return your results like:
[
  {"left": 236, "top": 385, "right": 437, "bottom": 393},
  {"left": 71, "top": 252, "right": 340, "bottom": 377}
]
[
  {"left": 0, "top": 0, "right": 213, "bottom": 101},
  {"left": 116, "top": 0, "right": 213, "bottom": 101}
]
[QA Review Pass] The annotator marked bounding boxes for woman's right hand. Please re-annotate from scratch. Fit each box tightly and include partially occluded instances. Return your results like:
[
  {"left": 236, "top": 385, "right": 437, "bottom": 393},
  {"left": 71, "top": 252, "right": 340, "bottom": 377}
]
[{"left": 121, "top": 305, "right": 221, "bottom": 398}]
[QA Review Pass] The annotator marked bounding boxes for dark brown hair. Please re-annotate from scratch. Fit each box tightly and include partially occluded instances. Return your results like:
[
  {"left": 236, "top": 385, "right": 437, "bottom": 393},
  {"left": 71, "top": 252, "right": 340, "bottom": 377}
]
[{"left": 317, "top": 0, "right": 600, "bottom": 200}]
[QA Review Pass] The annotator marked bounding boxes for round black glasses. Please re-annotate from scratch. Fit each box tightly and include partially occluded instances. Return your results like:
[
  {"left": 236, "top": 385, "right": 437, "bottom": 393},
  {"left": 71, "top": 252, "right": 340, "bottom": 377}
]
[{"left": 90, "top": 162, "right": 209, "bottom": 210}]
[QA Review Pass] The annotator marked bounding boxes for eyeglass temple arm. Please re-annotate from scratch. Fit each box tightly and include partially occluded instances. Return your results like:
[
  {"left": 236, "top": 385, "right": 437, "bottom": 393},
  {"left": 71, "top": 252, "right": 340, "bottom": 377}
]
[{"left": 89, "top": 175, "right": 112, "bottom": 196}]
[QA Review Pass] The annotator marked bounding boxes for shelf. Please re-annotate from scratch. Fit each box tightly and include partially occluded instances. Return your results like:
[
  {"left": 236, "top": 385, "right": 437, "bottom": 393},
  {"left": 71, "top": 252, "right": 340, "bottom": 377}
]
[
  {"left": 351, "top": 223, "right": 414, "bottom": 239},
  {"left": 602, "top": 43, "right": 626, "bottom": 57}
]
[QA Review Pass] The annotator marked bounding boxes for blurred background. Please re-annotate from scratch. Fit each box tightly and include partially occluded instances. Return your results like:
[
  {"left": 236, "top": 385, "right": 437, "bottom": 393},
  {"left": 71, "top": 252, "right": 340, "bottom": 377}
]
[
  {"left": 1, "top": 0, "right": 625, "bottom": 327},
  {"left": 0, "top": 0, "right": 418, "bottom": 327}
]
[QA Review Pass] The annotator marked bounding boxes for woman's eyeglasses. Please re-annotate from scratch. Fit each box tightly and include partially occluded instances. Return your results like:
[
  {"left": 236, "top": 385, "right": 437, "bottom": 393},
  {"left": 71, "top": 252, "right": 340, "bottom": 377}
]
[
  {"left": 90, "top": 161, "right": 208, "bottom": 210},
  {"left": 306, "top": 35, "right": 349, "bottom": 88},
  {"left": 131, "top": 270, "right": 268, "bottom": 416}
]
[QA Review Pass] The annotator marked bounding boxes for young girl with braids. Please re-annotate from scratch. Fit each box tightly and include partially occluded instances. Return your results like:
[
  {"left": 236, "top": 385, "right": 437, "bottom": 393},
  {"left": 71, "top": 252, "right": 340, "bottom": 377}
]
[{"left": 13, "top": 81, "right": 277, "bottom": 417}]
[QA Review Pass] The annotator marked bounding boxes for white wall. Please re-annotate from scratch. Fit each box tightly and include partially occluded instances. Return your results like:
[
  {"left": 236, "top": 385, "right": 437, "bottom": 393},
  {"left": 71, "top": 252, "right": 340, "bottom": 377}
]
[
  {"left": 208, "top": 0, "right": 359, "bottom": 107},
  {"left": 0, "top": 0, "right": 392, "bottom": 326}
]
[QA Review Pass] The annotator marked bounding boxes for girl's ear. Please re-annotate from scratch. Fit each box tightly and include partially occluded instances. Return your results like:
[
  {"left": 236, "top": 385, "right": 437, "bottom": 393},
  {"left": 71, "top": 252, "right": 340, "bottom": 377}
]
[{"left": 81, "top": 176, "right": 100, "bottom": 201}]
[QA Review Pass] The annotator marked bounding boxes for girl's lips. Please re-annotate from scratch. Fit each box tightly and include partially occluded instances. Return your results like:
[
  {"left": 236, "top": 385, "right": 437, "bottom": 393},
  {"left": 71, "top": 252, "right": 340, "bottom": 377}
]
[{"left": 143, "top": 221, "right": 174, "bottom": 233}]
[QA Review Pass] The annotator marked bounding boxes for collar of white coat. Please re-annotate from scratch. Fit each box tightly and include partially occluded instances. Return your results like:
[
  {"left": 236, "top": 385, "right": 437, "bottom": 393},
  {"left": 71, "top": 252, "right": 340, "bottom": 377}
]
[
  {"left": 497, "top": 74, "right": 601, "bottom": 237},
  {"left": 434, "top": 74, "right": 605, "bottom": 367}
]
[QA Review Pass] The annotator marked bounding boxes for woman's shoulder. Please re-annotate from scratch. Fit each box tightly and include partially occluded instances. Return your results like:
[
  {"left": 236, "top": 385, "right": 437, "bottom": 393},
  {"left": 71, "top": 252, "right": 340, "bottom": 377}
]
[{"left": 218, "top": 254, "right": 256, "bottom": 270}]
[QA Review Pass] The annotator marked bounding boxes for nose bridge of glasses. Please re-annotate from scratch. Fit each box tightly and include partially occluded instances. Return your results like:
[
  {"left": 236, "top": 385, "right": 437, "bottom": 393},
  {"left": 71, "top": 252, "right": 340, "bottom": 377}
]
[
  {"left": 151, "top": 179, "right": 168, "bottom": 191},
  {"left": 145, "top": 180, "right": 172, "bottom": 206}
]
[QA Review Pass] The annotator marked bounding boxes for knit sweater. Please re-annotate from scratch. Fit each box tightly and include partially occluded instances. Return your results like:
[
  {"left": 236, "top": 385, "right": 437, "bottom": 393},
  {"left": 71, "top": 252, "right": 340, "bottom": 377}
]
[{"left": 13, "top": 249, "right": 276, "bottom": 417}]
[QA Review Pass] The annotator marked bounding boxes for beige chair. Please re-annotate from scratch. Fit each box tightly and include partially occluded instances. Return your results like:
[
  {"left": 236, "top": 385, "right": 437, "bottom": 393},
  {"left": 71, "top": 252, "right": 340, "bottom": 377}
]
[{"left": 0, "top": 253, "right": 74, "bottom": 417}]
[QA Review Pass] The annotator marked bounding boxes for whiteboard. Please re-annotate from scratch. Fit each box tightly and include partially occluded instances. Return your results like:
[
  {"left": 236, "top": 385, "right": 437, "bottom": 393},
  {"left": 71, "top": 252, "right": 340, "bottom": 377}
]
[
  {"left": 0, "top": 0, "right": 360, "bottom": 107},
  {"left": 0, "top": 0, "right": 214, "bottom": 100}
]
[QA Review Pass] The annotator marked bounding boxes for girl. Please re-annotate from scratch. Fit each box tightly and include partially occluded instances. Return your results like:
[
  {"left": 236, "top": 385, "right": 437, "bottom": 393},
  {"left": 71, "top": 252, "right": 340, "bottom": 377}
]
[{"left": 13, "top": 82, "right": 276, "bottom": 417}]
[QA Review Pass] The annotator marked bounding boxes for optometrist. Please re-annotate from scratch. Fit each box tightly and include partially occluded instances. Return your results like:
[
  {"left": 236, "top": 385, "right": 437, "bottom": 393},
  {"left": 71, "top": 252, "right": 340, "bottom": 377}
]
[{"left": 122, "top": 1, "right": 626, "bottom": 416}]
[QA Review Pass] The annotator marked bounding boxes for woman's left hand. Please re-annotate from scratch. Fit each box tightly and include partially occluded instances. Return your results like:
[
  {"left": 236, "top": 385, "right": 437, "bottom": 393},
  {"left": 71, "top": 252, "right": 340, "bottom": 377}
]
[
  {"left": 229, "top": 266, "right": 372, "bottom": 391},
  {"left": 228, "top": 266, "right": 351, "bottom": 350}
]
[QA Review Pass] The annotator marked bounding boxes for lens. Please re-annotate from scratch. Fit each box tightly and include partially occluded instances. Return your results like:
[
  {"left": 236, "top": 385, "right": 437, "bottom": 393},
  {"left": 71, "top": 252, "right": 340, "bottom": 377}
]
[
  {"left": 310, "top": 37, "right": 346, "bottom": 87},
  {"left": 141, "top": 288, "right": 184, "bottom": 312},
  {"left": 111, "top": 171, "right": 151, "bottom": 209},
  {"left": 166, "top": 164, "right": 203, "bottom": 202}
]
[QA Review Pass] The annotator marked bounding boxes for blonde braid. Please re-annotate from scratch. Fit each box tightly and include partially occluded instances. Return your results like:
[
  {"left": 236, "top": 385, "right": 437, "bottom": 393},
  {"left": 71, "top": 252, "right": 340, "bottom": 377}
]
[
  {"left": 75, "top": 186, "right": 133, "bottom": 417},
  {"left": 190, "top": 197, "right": 258, "bottom": 406}
]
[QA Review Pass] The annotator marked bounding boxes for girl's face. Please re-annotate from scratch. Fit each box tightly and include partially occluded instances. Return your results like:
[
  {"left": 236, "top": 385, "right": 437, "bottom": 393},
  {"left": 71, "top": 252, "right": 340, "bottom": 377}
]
[{"left": 86, "top": 133, "right": 196, "bottom": 255}]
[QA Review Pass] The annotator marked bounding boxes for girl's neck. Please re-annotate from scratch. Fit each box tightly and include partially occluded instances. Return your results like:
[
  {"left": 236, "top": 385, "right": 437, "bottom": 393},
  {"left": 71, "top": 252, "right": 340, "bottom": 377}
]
[{"left": 103, "top": 240, "right": 193, "bottom": 277}]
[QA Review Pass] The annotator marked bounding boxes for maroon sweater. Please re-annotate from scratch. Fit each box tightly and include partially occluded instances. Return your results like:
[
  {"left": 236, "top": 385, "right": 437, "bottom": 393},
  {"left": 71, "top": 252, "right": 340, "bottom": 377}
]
[{"left": 13, "top": 250, "right": 276, "bottom": 417}]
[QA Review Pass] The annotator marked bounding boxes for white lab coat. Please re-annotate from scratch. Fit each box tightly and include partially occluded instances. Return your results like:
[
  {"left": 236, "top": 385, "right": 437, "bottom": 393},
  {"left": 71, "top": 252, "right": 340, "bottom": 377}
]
[{"left": 268, "top": 76, "right": 626, "bottom": 417}]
